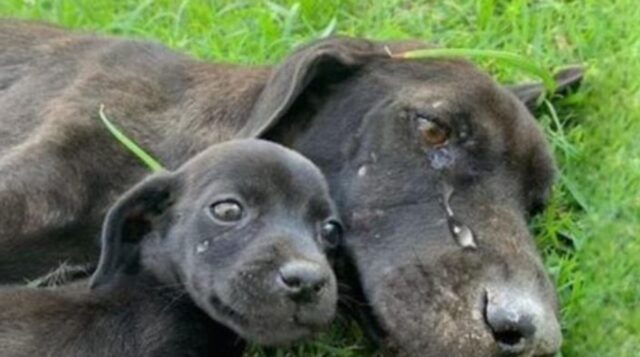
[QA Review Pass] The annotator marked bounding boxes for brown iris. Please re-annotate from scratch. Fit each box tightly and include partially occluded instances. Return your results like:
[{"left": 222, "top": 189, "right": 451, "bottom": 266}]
[{"left": 417, "top": 117, "right": 449, "bottom": 146}]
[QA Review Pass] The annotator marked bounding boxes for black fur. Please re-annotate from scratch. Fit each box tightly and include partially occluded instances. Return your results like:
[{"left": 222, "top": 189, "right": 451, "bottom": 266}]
[
  {"left": 0, "top": 20, "right": 582, "bottom": 356},
  {"left": 0, "top": 139, "right": 339, "bottom": 356}
]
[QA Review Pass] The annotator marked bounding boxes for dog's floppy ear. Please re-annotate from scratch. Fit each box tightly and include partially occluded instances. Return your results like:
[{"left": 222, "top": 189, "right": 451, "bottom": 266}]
[
  {"left": 90, "top": 172, "right": 177, "bottom": 289},
  {"left": 508, "top": 65, "right": 584, "bottom": 111},
  {"left": 238, "top": 37, "right": 426, "bottom": 138}
]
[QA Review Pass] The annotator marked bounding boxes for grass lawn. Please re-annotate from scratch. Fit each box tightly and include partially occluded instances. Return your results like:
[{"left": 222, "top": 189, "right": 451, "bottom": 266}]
[{"left": 1, "top": 1, "right": 638, "bottom": 356}]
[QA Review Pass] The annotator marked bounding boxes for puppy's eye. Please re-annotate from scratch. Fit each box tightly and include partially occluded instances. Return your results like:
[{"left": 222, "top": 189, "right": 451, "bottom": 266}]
[
  {"left": 320, "top": 220, "right": 343, "bottom": 248},
  {"left": 209, "top": 200, "right": 243, "bottom": 223},
  {"left": 417, "top": 117, "right": 449, "bottom": 146}
]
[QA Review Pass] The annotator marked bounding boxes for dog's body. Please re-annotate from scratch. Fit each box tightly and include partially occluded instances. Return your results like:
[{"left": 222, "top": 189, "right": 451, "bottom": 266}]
[
  {"left": 0, "top": 278, "right": 241, "bottom": 357},
  {"left": 0, "top": 20, "right": 582, "bottom": 356},
  {"left": 0, "top": 21, "right": 274, "bottom": 280},
  {"left": 0, "top": 140, "right": 340, "bottom": 357}
]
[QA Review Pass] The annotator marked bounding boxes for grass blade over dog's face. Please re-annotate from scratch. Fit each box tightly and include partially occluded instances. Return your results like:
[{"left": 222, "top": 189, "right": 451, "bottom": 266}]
[{"left": 92, "top": 139, "right": 340, "bottom": 346}]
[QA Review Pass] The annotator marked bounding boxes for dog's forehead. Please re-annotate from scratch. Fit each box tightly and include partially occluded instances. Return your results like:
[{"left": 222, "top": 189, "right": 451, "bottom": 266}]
[
  {"left": 410, "top": 63, "right": 502, "bottom": 104},
  {"left": 370, "top": 59, "right": 531, "bottom": 133},
  {"left": 180, "top": 140, "right": 329, "bottom": 199},
  {"left": 371, "top": 58, "right": 494, "bottom": 89}
]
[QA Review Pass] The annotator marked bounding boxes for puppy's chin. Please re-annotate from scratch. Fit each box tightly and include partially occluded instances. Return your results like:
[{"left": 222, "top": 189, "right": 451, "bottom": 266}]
[
  {"left": 226, "top": 297, "right": 336, "bottom": 346},
  {"left": 231, "top": 302, "right": 336, "bottom": 346},
  {"left": 185, "top": 280, "right": 335, "bottom": 346},
  {"left": 234, "top": 320, "right": 313, "bottom": 346}
]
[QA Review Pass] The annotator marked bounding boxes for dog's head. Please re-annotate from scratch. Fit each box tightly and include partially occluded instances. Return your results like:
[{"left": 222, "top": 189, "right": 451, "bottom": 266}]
[
  {"left": 243, "top": 37, "right": 582, "bottom": 356},
  {"left": 91, "top": 139, "right": 341, "bottom": 346}
]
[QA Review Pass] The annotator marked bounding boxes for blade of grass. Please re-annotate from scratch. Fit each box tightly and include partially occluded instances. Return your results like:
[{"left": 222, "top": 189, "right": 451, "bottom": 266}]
[
  {"left": 98, "top": 104, "right": 164, "bottom": 172},
  {"left": 391, "top": 48, "right": 556, "bottom": 92}
]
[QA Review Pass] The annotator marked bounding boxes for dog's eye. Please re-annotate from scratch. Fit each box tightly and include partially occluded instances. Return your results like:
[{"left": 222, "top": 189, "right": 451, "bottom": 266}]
[
  {"left": 417, "top": 117, "right": 449, "bottom": 146},
  {"left": 209, "top": 200, "right": 243, "bottom": 223},
  {"left": 320, "top": 220, "right": 343, "bottom": 248}
]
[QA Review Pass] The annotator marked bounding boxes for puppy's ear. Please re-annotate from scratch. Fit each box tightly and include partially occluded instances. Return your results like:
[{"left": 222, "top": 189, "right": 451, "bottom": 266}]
[
  {"left": 508, "top": 65, "right": 584, "bottom": 111},
  {"left": 90, "top": 172, "right": 178, "bottom": 289},
  {"left": 239, "top": 37, "right": 425, "bottom": 138}
]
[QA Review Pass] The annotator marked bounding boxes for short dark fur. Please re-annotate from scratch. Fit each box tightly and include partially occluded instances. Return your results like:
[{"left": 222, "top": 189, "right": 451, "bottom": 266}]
[
  {"left": 0, "top": 139, "right": 339, "bottom": 357},
  {"left": 0, "top": 20, "right": 581, "bottom": 356}
]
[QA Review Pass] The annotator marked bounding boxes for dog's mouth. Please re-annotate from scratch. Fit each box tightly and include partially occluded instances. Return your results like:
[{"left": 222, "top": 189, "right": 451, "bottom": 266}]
[
  {"left": 208, "top": 294, "right": 249, "bottom": 327},
  {"left": 290, "top": 315, "right": 322, "bottom": 335},
  {"left": 208, "top": 293, "right": 323, "bottom": 331},
  {"left": 291, "top": 306, "right": 335, "bottom": 332},
  {"left": 207, "top": 291, "right": 333, "bottom": 346}
]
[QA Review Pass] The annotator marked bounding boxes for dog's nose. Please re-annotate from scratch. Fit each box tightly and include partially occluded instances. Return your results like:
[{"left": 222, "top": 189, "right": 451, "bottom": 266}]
[
  {"left": 484, "top": 288, "right": 562, "bottom": 355},
  {"left": 485, "top": 305, "right": 535, "bottom": 354},
  {"left": 278, "top": 260, "right": 328, "bottom": 303}
]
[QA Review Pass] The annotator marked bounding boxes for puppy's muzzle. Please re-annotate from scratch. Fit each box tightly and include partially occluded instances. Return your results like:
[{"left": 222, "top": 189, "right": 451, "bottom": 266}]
[{"left": 277, "top": 260, "right": 330, "bottom": 304}]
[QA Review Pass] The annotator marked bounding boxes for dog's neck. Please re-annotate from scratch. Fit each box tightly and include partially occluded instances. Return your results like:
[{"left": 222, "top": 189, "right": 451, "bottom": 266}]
[{"left": 89, "top": 272, "right": 244, "bottom": 357}]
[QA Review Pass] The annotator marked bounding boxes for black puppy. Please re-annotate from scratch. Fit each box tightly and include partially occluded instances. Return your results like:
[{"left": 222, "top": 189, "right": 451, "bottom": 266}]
[{"left": 0, "top": 139, "right": 341, "bottom": 357}]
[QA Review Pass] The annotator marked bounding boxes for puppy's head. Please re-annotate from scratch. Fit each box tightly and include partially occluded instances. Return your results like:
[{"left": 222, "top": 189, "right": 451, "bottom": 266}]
[{"left": 91, "top": 139, "right": 340, "bottom": 345}]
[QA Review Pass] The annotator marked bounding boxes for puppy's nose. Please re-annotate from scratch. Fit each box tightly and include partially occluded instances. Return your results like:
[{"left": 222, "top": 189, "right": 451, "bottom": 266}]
[
  {"left": 278, "top": 260, "right": 328, "bottom": 304},
  {"left": 484, "top": 288, "right": 562, "bottom": 355}
]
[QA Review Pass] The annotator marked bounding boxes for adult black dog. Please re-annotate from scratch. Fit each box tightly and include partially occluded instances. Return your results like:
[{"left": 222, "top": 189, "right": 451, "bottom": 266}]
[
  {"left": 0, "top": 20, "right": 581, "bottom": 356},
  {"left": 0, "top": 139, "right": 341, "bottom": 356}
]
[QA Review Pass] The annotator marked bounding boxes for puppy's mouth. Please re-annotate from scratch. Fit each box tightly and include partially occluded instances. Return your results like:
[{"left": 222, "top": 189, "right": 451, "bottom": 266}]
[
  {"left": 292, "top": 308, "right": 333, "bottom": 332},
  {"left": 209, "top": 293, "right": 329, "bottom": 333},
  {"left": 208, "top": 294, "right": 249, "bottom": 327}
]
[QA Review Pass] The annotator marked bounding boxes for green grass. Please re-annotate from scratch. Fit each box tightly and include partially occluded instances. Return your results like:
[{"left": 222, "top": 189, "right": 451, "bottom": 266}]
[{"left": 1, "top": 0, "right": 638, "bottom": 356}]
